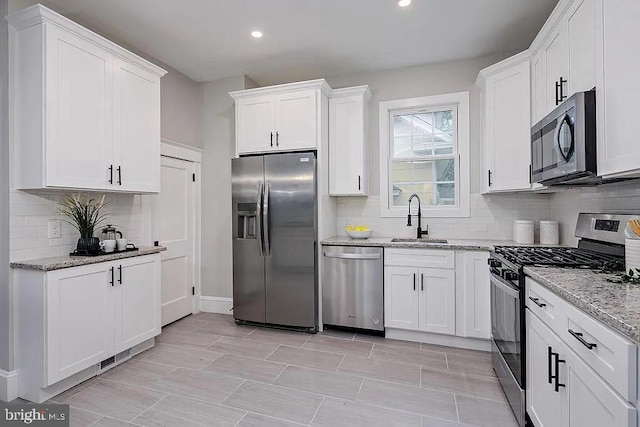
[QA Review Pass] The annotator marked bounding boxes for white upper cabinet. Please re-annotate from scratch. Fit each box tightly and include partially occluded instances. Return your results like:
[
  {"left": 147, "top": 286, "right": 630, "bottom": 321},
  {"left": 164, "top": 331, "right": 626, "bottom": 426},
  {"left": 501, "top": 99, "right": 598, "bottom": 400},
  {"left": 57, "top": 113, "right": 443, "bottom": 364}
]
[
  {"left": 7, "top": 5, "right": 166, "bottom": 193},
  {"left": 478, "top": 53, "right": 534, "bottom": 193},
  {"left": 596, "top": 0, "right": 640, "bottom": 178},
  {"left": 230, "top": 80, "right": 331, "bottom": 156},
  {"left": 329, "top": 86, "right": 371, "bottom": 196},
  {"left": 543, "top": 26, "right": 570, "bottom": 112},
  {"left": 274, "top": 90, "right": 318, "bottom": 152},
  {"left": 567, "top": 0, "right": 596, "bottom": 95},
  {"left": 113, "top": 59, "right": 162, "bottom": 192}
]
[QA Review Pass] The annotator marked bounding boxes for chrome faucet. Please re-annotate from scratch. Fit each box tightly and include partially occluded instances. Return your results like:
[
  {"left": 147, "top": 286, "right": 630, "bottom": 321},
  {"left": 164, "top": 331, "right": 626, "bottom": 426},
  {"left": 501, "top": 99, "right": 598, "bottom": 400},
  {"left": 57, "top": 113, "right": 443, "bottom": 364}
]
[{"left": 407, "top": 193, "right": 429, "bottom": 239}]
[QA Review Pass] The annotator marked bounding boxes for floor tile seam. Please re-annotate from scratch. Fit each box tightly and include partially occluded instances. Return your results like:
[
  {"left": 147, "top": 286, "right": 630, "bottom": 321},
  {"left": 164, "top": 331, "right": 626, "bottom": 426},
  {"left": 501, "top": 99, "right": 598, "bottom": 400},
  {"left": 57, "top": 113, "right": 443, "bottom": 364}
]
[
  {"left": 263, "top": 344, "right": 285, "bottom": 360},
  {"left": 354, "top": 376, "right": 365, "bottom": 401},
  {"left": 232, "top": 410, "right": 248, "bottom": 427},
  {"left": 418, "top": 383, "right": 507, "bottom": 403},
  {"left": 360, "top": 377, "right": 458, "bottom": 396},
  {"left": 222, "top": 378, "right": 333, "bottom": 402},
  {"left": 453, "top": 392, "right": 512, "bottom": 405},
  {"left": 215, "top": 334, "right": 284, "bottom": 350},
  {"left": 285, "top": 343, "right": 356, "bottom": 359},
  {"left": 453, "top": 393, "right": 461, "bottom": 423},
  {"left": 266, "top": 357, "right": 343, "bottom": 374},
  {"left": 334, "top": 354, "right": 346, "bottom": 373},
  {"left": 67, "top": 404, "right": 111, "bottom": 422},
  {"left": 269, "top": 363, "right": 291, "bottom": 385},
  {"left": 308, "top": 395, "right": 326, "bottom": 426},
  {"left": 337, "top": 367, "right": 420, "bottom": 388},
  {"left": 276, "top": 362, "right": 367, "bottom": 383},
  {"left": 59, "top": 378, "right": 104, "bottom": 403},
  {"left": 350, "top": 352, "right": 438, "bottom": 372},
  {"left": 243, "top": 410, "right": 310, "bottom": 426},
  {"left": 147, "top": 341, "right": 225, "bottom": 357},
  {"left": 119, "top": 390, "right": 170, "bottom": 424},
  {"left": 420, "top": 365, "right": 500, "bottom": 382},
  {"left": 353, "top": 392, "right": 458, "bottom": 423}
]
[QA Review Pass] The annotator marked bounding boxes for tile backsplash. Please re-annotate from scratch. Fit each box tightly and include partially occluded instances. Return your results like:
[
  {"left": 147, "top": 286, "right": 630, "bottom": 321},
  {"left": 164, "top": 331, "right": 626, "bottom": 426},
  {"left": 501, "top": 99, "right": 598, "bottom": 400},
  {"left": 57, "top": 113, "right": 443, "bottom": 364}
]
[
  {"left": 336, "top": 193, "right": 553, "bottom": 241},
  {"left": 9, "top": 189, "right": 149, "bottom": 262},
  {"left": 550, "top": 180, "right": 640, "bottom": 246}
]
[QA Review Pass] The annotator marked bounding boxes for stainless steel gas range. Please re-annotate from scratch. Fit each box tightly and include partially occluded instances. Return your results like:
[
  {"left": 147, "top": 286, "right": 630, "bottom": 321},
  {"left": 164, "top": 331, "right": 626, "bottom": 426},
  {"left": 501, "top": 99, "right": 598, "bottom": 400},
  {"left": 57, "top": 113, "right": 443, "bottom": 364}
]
[{"left": 489, "top": 213, "right": 635, "bottom": 427}]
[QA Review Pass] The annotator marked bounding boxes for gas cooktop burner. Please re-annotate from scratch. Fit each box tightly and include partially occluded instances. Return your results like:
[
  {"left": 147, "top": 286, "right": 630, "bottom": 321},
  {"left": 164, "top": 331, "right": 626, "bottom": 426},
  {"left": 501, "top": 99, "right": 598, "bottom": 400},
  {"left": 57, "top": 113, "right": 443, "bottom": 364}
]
[{"left": 493, "top": 246, "right": 624, "bottom": 269}]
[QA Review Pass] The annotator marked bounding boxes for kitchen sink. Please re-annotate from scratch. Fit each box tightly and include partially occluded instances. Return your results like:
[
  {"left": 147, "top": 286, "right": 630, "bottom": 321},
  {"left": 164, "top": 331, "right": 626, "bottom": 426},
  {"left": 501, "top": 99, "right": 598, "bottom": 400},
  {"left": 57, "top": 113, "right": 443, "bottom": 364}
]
[{"left": 391, "top": 238, "right": 448, "bottom": 244}]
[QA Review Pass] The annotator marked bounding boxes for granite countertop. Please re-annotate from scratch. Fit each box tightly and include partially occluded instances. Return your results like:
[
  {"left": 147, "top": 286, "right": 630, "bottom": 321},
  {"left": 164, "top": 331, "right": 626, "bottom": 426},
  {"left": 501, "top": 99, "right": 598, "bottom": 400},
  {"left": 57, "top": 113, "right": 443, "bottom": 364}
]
[
  {"left": 10, "top": 246, "right": 167, "bottom": 271},
  {"left": 321, "top": 236, "right": 549, "bottom": 251},
  {"left": 525, "top": 266, "right": 640, "bottom": 343}
]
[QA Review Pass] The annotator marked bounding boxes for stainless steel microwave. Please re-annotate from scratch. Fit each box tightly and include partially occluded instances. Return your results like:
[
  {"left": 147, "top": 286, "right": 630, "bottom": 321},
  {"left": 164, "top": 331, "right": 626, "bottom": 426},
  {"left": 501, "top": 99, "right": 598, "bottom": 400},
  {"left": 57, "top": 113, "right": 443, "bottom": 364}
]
[{"left": 530, "top": 90, "right": 596, "bottom": 185}]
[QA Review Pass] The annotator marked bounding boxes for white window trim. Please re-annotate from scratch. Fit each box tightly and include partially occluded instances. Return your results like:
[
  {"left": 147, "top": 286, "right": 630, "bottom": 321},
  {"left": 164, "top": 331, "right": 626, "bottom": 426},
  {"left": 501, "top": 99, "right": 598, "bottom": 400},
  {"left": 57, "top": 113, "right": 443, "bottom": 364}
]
[{"left": 379, "top": 92, "right": 470, "bottom": 218}]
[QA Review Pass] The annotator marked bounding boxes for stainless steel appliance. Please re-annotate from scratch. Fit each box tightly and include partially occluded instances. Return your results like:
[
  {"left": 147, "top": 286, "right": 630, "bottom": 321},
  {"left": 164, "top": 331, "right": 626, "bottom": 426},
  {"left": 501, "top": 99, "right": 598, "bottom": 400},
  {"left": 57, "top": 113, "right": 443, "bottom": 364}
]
[
  {"left": 490, "top": 213, "right": 634, "bottom": 426},
  {"left": 232, "top": 152, "right": 318, "bottom": 332},
  {"left": 322, "top": 246, "right": 384, "bottom": 331},
  {"left": 530, "top": 90, "right": 597, "bottom": 186}
]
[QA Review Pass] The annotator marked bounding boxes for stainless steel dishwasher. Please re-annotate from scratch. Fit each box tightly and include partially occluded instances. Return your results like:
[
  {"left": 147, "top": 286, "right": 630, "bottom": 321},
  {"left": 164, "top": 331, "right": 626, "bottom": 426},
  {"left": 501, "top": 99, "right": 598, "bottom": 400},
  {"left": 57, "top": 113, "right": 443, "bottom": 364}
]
[{"left": 322, "top": 246, "right": 384, "bottom": 331}]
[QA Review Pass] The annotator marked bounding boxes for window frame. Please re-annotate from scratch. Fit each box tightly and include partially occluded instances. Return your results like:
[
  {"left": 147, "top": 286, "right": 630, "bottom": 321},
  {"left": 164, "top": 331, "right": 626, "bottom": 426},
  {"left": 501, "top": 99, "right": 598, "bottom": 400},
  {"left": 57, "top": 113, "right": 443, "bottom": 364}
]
[{"left": 379, "top": 92, "right": 470, "bottom": 218}]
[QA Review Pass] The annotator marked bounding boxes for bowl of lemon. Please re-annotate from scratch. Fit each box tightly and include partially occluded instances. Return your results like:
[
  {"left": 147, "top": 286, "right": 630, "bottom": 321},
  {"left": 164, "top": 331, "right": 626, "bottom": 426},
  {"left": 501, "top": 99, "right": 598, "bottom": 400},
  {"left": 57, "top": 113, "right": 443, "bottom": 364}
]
[{"left": 346, "top": 225, "right": 372, "bottom": 239}]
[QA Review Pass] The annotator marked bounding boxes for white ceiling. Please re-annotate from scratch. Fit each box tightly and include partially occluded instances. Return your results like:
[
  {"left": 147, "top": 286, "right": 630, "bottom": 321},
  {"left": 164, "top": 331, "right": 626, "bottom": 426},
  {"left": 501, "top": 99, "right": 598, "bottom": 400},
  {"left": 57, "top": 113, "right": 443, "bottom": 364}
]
[{"left": 18, "top": 0, "right": 558, "bottom": 85}]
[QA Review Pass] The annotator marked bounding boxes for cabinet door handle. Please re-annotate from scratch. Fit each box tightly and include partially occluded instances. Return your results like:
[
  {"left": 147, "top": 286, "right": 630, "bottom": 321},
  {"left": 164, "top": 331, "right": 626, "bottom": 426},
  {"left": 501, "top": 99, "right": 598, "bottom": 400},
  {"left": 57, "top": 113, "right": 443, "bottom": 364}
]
[
  {"left": 529, "top": 296, "right": 546, "bottom": 308},
  {"left": 118, "top": 265, "right": 123, "bottom": 284},
  {"left": 109, "top": 165, "right": 113, "bottom": 184},
  {"left": 117, "top": 166, "right": 122, "bottom": 185},
  {"left": 555, "top": 80, "right": 560, "bottom": 105},
  {"left": 559, "top": 77, "right": 567, "bottom": 102},
  {"left": 110, "top": 266, "right": 115, "bottom": 286},
  {"left": 488, "top": 170, "right": 492, "bottom": 187},
  {"left": 270, "top": 132, "right": 273, "bottom": 147},
  {"left": 420, "top": 273, "right": 424, "bottom": 291},
  {"left": 276, "top": 131, "right": 279, "bottom": 147},
  {"left": 547, "top": 346, "right": 553, "bottom": 384},
  {"left": 568, "top": 329, "right": 597, "bottom": 350},
  {"left": 358, "top": 175, "right": 361, "bottom": 191},
  {"left": 413, "top": 273, "right": 416, "bottom": 291},
  {"left": 553, "top": 351, "right": 566, "bottom": 392}
]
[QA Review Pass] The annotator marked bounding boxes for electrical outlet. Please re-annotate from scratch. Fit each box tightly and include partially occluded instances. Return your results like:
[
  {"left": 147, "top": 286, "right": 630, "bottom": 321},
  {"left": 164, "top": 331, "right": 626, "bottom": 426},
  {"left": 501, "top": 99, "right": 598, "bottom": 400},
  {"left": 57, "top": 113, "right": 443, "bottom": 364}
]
[{"left": 48, "top": 219, "right": 61, "bottom": 239}]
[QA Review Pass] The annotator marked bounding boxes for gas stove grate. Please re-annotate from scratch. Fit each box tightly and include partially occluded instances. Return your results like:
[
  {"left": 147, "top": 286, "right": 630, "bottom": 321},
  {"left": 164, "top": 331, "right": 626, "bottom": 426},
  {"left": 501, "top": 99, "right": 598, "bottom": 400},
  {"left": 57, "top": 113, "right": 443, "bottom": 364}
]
[{"left": 493, "top": 246, "right": 623, "bottom": 269}]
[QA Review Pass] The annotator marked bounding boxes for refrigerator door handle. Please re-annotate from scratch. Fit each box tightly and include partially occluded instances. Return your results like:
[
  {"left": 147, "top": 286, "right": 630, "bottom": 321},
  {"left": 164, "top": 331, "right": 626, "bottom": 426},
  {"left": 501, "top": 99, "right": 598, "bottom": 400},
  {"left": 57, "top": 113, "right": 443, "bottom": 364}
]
[
  {"left": 263, "top": 182, "right": 271, "bottom": 256},
  {"left": 256, "top": 182, "right": 264, "bottom": 257}
]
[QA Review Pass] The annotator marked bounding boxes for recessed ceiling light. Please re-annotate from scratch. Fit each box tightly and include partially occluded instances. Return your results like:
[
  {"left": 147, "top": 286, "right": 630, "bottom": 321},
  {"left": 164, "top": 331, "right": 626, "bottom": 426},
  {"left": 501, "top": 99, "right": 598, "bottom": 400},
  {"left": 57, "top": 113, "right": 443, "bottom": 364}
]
[
  {"left": 398, "top": 0, "right": 411, "bottom": 7},
  {"left": 251, "top": 30, "right": 263, "bottom": 38}
]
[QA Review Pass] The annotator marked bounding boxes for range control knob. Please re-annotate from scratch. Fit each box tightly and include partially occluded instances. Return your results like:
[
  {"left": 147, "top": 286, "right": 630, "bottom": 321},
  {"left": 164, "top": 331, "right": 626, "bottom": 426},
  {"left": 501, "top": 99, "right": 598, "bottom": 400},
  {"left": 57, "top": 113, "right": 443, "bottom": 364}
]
[
  {"left": 488, "top": 259, "right": 502, "bottom": 268},
  {"left": 503, "top": 271, "right": 519, "bottom": 281}
]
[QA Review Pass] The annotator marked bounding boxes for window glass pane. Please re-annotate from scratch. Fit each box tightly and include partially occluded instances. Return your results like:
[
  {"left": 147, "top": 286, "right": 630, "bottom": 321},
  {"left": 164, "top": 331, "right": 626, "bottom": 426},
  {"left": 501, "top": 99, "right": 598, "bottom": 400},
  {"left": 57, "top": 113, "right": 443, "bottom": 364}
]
[
  {"left": 436, "top": 183, "right": 456, "bottom": 205},
  {"left": 391, "top": 160, "right": 456, "bottom": 207},
  {"left": 393, "top": 109, "right": 454, "bottom": 158},
  {"left": 434, "top": 111, "right": 454, "bottom": 133},
  {"left": 435, "top": 159, "right": 455, "bottom": 182}
]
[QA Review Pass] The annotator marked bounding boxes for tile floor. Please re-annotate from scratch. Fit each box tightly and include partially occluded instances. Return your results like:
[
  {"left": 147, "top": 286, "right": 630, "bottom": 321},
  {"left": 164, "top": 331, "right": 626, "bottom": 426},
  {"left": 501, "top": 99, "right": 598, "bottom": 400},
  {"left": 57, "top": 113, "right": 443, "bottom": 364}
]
[{"left": 22, "top": 313, "right": 518, "bottom": 426}]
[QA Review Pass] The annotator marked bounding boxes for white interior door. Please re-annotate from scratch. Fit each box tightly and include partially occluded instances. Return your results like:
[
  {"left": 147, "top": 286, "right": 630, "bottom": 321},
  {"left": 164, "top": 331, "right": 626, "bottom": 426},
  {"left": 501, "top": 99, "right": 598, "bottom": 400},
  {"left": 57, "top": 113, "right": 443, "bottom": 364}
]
[{"left": 154, "top": 156, "right": 196, "bottom": 325}]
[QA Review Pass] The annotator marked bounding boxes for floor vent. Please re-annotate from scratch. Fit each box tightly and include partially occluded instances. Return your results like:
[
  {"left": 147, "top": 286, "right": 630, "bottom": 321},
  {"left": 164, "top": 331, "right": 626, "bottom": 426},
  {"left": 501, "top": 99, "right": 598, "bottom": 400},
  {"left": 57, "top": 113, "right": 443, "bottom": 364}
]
[{"left": 100, "top": 356, "right": 115, "bottom": 370}]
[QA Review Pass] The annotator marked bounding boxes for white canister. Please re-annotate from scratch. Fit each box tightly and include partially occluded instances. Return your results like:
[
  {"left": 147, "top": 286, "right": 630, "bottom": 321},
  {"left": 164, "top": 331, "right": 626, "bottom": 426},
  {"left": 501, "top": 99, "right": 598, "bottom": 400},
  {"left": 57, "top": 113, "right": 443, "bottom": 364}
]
[
  {"left": 625, "top": 238, "right": 640, "bottom": 276},
  {"left": 539, "top": 221, "right": 560, "bottom": 245},
  {"left": 514, "top": 220, "right": 535, "bottom": 245}
]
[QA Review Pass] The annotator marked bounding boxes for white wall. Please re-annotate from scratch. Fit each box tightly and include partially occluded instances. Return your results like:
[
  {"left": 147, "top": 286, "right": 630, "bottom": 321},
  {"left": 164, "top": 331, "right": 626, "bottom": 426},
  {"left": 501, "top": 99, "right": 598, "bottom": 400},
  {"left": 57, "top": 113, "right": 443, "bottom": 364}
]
[
  {"left": 200, "top": 75, "right": 257, "bottom": 299},
  {"left": 0, "top": 0, "right": 12, "bottom": 378},
  {"left": 325, "top": 55, "right": 553, "bottom": 240}
]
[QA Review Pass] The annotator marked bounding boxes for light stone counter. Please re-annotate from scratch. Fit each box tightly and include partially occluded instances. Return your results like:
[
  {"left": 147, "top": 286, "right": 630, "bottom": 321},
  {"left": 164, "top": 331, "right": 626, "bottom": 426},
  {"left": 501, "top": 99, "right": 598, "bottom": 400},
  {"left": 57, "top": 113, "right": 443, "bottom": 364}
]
[
  {"left": 321, "top": 236, "right": 542, "bottom": 251},
  {"left": 10, "top": 246, "right": 167, "bottom": 271},
  {"left": 525, "top": 266, "right": 640, "bottom": 343}
]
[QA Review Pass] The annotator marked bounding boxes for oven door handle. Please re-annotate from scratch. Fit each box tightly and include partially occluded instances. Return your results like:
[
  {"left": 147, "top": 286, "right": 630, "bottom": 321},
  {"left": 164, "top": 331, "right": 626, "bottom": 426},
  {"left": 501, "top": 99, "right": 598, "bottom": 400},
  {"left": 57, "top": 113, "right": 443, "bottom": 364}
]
[{"left": 490, "top": 274, "right": 520, "bottom": 299}]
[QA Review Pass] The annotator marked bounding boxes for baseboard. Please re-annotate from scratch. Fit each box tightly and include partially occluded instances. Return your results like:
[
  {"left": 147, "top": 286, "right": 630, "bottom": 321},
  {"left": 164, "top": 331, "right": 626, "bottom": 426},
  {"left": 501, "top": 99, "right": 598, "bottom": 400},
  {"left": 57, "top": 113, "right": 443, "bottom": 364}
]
[
  {"left": 199, "top": 296, "right": 233, "bottom": 314},
  {"left": 0, "top": 369, "right": 18, "bottom": 402},
  {"left": 385, "top": 328, "right": 491, "bottom": 352}
]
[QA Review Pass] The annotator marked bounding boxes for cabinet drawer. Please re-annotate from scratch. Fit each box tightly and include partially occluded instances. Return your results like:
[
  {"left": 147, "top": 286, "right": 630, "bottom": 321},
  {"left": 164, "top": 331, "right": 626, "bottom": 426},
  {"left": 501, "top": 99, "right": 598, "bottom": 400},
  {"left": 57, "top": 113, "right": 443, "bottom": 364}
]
[
  {"left": 525, "top": 277, "right": 564, "bottom": 332},
  {"left": 560, "top": 301, "right": 637, "bottom": 402},
  {"left": 384, "top": 248, "right": 455, "bottom": 269}
]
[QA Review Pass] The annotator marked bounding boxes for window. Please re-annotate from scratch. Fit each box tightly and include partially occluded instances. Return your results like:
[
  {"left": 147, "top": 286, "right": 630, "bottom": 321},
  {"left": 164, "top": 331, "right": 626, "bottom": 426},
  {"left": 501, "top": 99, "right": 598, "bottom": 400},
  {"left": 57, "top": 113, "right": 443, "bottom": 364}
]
[{"left": 379, "top": 92, "right": 470, "bottom": 218}]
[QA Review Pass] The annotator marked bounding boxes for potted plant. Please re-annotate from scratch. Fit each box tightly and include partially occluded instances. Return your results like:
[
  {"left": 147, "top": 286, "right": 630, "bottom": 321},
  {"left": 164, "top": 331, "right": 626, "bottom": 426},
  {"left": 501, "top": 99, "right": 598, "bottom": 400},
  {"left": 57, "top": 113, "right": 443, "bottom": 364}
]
[{"left": 57, "top": 194, "right": 109, "bottom": 254}]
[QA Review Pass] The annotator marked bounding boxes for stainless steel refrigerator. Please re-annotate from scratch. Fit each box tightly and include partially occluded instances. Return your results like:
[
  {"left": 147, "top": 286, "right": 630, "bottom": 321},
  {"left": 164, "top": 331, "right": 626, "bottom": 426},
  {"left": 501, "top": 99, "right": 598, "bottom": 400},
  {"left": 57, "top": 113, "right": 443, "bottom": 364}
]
[{"left": 231, "top": 152, "right": 318, "bottom": 332}]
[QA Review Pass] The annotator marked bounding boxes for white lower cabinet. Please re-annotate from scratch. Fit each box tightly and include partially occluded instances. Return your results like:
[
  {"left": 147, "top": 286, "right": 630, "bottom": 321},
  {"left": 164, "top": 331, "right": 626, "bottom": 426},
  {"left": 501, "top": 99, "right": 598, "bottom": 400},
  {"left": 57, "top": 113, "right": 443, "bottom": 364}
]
[
  {"left": 384, "top": 265, "right": 455, "bottom": 334},
  {"left": 15, "top": 254, "right": 161, "bottom": 402},
  {"left": 455, "top": 251, "right": 491, "bottom": 339},
  {"left": 526, "top": 296, "right": 637, "bottom": 427}
]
